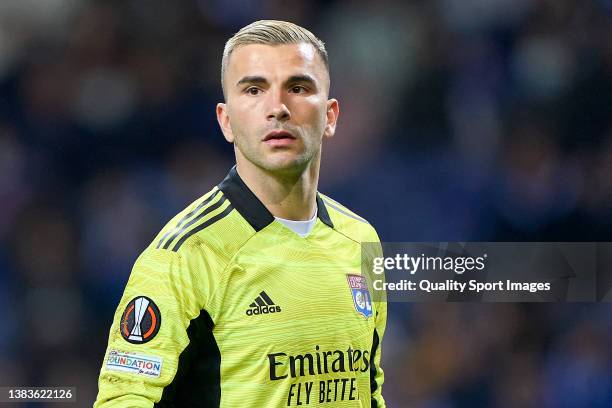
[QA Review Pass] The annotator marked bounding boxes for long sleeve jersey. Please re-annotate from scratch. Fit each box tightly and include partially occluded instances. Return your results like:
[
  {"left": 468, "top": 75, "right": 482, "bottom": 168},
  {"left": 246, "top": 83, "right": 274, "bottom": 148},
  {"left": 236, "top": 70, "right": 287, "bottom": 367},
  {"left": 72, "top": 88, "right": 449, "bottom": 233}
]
[{"left": 94, "top": 167, "right": 386, "bottom": 408}]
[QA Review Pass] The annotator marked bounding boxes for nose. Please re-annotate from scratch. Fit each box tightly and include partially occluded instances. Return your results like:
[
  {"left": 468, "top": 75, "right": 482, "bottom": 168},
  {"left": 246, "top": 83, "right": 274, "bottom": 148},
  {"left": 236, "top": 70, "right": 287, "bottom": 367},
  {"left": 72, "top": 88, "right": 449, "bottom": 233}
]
[{"left": 266, "top": 92, "right": 291, "bottom": 122}]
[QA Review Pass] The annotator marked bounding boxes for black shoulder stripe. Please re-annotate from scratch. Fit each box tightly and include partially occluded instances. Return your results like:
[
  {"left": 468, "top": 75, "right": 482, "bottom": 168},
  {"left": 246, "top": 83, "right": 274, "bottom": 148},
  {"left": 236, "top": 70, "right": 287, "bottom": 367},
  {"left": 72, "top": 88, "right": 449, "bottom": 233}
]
[
  {"left": 162, "top": 195, "right": 227, "bottom": 250},
  {"left": 156, "top": 189, "right": 221, "bottom": 249},
  {"left": 322, "top": 197, "right": 368, "bottom": 224},
  {"left": 171, "top": 204, "right": 234, "bottom": 252},
  {"left": 155, "top": 310, "right": 220, "bottom": 407},
  {"left": 370, "top": 327, "right": 380, "bottom": 400}
]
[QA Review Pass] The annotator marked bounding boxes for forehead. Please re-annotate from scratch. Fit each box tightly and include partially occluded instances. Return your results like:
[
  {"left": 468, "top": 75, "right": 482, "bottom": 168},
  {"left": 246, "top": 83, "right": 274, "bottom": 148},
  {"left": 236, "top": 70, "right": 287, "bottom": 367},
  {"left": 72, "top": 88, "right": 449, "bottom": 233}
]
[{"left": 226, "top": 43, "right": 327, "bottom": 81}]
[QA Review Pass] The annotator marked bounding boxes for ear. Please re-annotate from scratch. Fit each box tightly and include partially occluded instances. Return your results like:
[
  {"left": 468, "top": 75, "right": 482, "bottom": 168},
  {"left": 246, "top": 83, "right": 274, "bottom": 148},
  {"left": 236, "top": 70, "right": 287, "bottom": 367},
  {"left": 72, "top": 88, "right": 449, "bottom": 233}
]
[
  {"left": 323, "top": 98, "right": 339, "bottom": 139},
  {"left": 216, "top": 103, "right": 234, "bottom": 143}
]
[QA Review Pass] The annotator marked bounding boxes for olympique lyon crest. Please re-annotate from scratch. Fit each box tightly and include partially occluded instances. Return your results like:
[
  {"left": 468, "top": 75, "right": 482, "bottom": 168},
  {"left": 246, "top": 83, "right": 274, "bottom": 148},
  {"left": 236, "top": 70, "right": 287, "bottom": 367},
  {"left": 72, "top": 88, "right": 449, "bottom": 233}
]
[
  {"left": 346, "top": 274, "right": 373, "bottom": 318},
  {"left": 120, "top": 296, "right": 161, "bottom": 344}
]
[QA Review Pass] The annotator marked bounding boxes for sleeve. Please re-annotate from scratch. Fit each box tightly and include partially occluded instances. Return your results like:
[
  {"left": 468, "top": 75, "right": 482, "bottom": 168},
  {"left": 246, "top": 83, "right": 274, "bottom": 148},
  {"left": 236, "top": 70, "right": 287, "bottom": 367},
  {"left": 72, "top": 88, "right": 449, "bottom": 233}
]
[
  {"left": 370, "top": 298, "right": 386, "bottom": 408},
  {"left": 365, "top": 226, "right": 386, "bottom": 408},
  {"left": 94, "top": 246, "right": 205, "bottom": 408}
]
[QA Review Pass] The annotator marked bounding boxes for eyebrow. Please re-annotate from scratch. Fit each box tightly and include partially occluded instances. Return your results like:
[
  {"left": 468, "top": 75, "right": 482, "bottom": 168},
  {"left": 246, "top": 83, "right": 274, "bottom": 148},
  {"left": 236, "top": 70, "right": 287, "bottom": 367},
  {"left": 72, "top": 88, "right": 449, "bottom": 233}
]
[
  {"left": 236, "top": 76, "right": 267, "bottom": 87},
  {"left": 286, "top": 74, "right": 317, "bottom": 88},
  {"left": 236, "top": 74, "right": 318, "bottom": 90}
]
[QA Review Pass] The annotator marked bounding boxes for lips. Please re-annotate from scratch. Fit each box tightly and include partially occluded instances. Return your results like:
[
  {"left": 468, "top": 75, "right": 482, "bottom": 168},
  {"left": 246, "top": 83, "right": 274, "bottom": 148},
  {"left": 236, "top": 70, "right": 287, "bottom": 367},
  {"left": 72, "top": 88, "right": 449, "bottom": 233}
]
[
  {"left": 263, "top": 130, "right": 296, "bottom": 141},
  {"left": 262, "top": 130, "right": 297, "bottom": 147}
]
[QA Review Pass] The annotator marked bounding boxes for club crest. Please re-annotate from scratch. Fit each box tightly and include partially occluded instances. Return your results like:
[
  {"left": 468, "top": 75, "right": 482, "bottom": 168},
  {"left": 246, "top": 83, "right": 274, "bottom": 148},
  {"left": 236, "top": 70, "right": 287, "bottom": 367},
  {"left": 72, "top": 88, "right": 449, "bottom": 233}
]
[{"left": 346, "top": 274, "right": 373, "bottom": 318}]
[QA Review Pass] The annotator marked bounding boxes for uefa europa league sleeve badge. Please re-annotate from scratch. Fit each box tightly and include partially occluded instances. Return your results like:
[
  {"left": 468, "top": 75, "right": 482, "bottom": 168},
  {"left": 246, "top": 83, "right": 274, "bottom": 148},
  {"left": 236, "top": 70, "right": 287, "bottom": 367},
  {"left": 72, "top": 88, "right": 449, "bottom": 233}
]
[{"left": 120, "top": 296, "right": 162, "bottom": 344}]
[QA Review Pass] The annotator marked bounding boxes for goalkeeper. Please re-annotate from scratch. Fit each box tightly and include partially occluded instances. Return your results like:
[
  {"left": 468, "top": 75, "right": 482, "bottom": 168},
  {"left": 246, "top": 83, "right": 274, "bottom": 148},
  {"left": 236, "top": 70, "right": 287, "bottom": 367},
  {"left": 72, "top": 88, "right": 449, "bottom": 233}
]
[{"left": 94, "top": 20, "right": 386, "bottom": 408}]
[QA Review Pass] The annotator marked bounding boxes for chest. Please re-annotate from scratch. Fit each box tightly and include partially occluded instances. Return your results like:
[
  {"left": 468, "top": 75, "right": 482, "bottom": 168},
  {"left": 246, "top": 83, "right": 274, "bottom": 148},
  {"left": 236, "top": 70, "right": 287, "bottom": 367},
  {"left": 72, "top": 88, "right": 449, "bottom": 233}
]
[{"left": 209, "top": 236, "right": 375, "bottom": 346}]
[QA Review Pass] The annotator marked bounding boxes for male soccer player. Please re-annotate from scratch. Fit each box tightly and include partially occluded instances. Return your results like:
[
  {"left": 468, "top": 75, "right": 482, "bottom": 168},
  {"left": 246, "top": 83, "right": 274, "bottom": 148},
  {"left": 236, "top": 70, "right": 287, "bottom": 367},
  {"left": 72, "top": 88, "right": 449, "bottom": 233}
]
[{"left": 94, "top": 20, "right": 386, "bottom": 407}]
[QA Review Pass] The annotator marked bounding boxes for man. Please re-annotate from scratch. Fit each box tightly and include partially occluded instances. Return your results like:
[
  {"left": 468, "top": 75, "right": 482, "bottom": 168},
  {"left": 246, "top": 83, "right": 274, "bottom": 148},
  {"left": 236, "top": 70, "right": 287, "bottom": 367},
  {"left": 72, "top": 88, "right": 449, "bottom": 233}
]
[{"left": 94, "top": 20, "right": 386, "bottom": 407}]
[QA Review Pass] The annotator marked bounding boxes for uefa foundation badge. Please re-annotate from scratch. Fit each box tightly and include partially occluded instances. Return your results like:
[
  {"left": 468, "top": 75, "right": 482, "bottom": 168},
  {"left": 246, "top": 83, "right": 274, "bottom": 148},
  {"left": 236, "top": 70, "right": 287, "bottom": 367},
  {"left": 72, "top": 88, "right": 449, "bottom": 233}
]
[
  {"left": 105, "top": 349, "right": 163, "bottom": 378},
  {"left": 347, "top": 274, "right": 373, "bottom": 318},
  {"left": 120, "top": 296, "right": 161, "bottom": 344}
]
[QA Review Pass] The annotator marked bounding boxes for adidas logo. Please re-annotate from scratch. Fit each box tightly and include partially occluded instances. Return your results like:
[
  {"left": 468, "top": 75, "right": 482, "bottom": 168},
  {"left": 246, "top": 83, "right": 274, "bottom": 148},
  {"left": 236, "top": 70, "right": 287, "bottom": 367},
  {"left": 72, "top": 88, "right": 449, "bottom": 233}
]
[{"left": 246, "top": 291, "right": 282, "bottom": 316}]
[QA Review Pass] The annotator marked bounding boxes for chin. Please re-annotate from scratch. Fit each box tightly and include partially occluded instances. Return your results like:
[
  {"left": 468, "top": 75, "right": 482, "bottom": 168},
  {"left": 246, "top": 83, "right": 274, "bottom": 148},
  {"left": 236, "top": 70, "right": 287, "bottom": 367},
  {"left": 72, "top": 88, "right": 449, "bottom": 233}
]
[{"left": 261, "top": 156, "right": 310, "bottom": 174}]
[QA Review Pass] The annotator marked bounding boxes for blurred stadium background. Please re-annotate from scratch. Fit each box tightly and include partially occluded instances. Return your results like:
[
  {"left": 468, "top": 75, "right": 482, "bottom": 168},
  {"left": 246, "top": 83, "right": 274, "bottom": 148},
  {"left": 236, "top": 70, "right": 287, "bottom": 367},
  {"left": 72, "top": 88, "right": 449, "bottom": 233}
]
[{"left": 1, "top": 0, "right": 612, "bottom": 406}]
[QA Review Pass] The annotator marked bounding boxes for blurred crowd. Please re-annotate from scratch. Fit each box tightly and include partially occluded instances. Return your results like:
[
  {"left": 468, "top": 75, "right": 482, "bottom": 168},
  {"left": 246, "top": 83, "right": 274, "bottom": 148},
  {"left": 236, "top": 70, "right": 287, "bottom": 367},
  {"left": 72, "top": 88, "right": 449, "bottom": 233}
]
[{"left": 1, "top": 0, "right": 612, "bottom": 406}]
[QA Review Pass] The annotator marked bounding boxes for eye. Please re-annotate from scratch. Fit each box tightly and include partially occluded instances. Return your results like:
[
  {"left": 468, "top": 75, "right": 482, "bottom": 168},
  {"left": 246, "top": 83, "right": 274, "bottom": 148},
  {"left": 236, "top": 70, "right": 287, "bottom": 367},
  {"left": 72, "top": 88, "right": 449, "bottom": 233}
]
[
  {"left": 245, "top": 87, "right": 262, "bottom": 95},
  {"left": 290, "top": 85, "right": 307, "bottom": 94}
]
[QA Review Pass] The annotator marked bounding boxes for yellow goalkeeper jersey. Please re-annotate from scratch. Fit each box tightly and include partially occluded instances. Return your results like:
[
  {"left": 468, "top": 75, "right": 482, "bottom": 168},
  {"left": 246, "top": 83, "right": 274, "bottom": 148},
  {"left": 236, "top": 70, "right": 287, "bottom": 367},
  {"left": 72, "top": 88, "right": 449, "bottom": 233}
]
[{"left": 94, "top": 167, "right": 386, "bottom": 408}]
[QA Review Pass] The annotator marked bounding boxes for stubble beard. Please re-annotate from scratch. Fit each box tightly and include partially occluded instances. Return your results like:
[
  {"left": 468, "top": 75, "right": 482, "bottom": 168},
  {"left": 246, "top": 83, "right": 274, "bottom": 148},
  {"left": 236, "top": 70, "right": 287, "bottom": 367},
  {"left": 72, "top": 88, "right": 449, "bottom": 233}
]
[{"left": 235, "top": 133, "right": 321, "bottom": 180}]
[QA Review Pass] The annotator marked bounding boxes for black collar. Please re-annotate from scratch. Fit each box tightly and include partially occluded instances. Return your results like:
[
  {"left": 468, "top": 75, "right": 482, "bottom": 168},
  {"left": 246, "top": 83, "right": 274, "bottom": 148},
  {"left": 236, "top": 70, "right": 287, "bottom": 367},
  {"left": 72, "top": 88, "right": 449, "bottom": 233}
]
[{"left": 218, "top": 166, "right": 334, "bottom": 232}]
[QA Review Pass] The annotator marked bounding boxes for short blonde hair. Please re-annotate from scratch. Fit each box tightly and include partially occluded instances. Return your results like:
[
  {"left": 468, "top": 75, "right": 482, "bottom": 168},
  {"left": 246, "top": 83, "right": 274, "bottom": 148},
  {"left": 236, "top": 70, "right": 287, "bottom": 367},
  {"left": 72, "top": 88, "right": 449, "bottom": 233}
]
[{"left": 221, "top": 20, "right": 329, "bottom": 97}]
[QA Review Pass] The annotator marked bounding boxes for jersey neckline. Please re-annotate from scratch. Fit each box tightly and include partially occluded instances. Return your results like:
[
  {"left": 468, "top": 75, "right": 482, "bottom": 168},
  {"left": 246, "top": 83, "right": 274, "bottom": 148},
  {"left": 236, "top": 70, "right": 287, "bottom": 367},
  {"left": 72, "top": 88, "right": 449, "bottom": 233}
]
[{"left": 217, "top": 166, "right": 334, "bottom": 232}]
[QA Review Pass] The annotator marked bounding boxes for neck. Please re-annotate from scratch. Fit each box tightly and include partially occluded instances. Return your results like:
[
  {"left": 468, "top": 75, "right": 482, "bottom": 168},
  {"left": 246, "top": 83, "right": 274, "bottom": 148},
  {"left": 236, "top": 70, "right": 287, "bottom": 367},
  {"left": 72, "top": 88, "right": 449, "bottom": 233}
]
[{"left": 235, "top": 155, "right": 320, "bottom": 221}]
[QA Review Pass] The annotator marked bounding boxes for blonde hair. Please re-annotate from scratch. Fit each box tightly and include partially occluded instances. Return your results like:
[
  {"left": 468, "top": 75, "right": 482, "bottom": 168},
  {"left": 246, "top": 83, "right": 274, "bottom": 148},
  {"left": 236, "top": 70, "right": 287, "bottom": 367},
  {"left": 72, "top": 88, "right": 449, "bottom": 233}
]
[{"left": 221, "top": 20, "right": 329, "bottom": 97}]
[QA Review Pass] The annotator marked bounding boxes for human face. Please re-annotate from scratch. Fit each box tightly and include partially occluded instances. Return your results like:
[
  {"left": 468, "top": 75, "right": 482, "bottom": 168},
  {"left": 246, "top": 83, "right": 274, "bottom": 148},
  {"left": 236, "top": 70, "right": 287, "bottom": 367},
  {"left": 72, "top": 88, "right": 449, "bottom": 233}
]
[{"left": 216, "top": 43, "right": 339, "bottom": 176}]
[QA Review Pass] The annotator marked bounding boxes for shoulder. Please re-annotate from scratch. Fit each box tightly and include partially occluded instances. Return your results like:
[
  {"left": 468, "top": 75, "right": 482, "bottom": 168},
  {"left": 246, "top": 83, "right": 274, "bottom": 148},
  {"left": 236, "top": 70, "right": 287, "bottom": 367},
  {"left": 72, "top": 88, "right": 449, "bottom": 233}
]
[
  {"left": 149, "top": 186, "right": 253, "bottom": 259},
  {"left": 319, "top": 193, "right": 380, "bottom": 244}
]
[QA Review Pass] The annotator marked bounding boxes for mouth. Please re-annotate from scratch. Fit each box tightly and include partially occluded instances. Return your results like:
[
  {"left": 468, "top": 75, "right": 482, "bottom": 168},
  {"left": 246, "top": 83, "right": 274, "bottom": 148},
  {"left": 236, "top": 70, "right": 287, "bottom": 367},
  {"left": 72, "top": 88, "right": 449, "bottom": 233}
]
[
  {"left": 262, "top": 130, "right": 297, "bottom": 147},
  {"left": 263, "top": 130, "right": 296, "bottom": 142}
]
